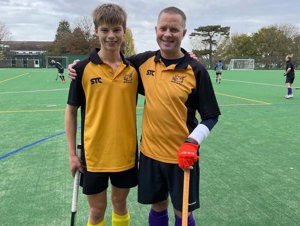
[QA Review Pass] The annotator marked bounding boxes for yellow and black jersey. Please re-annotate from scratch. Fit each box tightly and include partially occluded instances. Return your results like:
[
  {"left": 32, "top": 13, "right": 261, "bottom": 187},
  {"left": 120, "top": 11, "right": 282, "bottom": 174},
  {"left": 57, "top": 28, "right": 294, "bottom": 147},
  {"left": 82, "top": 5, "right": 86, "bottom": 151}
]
[
  {"left": 67, "top": 49, "right": 139, "bottom": 172},
  {"left": 128, "top": 49, "right": 221, "bottom": 164}
]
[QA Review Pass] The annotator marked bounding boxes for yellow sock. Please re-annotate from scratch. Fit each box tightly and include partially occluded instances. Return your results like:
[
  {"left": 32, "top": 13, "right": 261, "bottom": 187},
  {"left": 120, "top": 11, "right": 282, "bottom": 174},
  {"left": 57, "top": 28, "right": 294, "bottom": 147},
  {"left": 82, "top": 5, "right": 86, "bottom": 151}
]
[
  {"left": 87, "top": 218, "right": 106, "bottom": 226},
  {"left": 112, "top": 211, "right": 130, "bottom": 226}
]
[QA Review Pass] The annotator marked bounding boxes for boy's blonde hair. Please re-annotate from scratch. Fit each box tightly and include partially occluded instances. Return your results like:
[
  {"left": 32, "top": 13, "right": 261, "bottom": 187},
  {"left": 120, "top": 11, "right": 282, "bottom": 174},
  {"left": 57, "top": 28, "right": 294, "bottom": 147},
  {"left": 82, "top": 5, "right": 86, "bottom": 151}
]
[
  {"left": 286, "top": 54, "right": 293, "bottom": 61},
  {"left": 92, "top": 3, "right": 127, "bottom": 30}
]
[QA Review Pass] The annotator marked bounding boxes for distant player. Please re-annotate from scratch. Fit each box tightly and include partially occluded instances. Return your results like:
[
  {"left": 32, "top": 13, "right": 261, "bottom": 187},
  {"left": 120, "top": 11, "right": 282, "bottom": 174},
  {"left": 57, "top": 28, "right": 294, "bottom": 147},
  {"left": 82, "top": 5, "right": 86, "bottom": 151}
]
[
  {"left": 51, "top": 60, "right": 65, "bottom": 83},
  {"left": 214, "top": 60, "right": 224, "bottom": 83},
  {"left": 283, "top": 55, "right": 295, "bottom": 99}
]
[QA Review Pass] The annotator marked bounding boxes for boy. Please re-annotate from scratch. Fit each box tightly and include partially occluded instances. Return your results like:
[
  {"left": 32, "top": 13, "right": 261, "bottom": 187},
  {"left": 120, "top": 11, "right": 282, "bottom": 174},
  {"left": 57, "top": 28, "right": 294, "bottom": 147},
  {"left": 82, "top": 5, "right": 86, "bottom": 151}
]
[
  {"left": 51, "top": 59, "right": 65, "bottom": 83},
  {"left": 65, "top": 3, "right": 140, "bottom": 226},
  {"left": 214, "top": 60, "right": 224, "bottom": 83},
  {"left": 284, "top": 54, "right": 295, "bottom": 98}
]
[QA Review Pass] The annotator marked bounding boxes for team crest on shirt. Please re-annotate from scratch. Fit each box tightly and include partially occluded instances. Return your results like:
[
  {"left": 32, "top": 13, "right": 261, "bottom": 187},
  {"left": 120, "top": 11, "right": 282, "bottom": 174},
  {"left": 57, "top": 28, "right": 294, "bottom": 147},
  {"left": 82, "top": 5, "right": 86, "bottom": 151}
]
[
  {"left": 171, "top": 74, "right": 186, "bottom": 85},
  {"left": 123, "top": 73, "right": 133, "bottom": 83}
]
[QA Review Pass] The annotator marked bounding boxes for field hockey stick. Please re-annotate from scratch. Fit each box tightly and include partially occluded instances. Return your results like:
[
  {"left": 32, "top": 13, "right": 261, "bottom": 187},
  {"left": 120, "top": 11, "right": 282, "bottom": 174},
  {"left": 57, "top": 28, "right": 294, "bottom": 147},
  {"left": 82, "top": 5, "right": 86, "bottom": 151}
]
[
  {"left": 70, "top": 144, "right": 82, "bottom": 226},
  {"left": 182, "top": 169, "right": 190, "bottom": 226}
]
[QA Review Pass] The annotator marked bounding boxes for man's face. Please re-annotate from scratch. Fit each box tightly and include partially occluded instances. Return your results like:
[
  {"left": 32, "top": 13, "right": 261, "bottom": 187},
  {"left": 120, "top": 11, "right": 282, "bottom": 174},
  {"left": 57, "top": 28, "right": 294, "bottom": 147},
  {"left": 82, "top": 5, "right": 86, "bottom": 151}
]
[
  {"left": 155, "top": 12, "right": 187, "bottom": 58},
  {"left": 95, "top": 24, "right": 125, "bottom": 52}
]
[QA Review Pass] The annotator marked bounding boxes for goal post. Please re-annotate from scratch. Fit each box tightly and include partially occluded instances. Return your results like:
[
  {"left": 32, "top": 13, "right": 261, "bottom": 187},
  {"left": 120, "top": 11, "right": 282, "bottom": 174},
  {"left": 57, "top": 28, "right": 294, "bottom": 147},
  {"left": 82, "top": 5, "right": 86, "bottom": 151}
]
[
  {"left": 227, "top": 59, "right": 255, "bottom": 70},
  {"left": 45, "top": 56, "right": 69, "bottom": 68}
]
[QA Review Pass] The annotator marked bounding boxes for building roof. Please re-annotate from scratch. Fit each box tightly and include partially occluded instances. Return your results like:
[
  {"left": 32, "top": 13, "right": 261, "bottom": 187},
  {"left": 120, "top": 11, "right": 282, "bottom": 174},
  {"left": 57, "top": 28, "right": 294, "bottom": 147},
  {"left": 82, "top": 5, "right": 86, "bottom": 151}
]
[{"left": 2, "top": 41, "right": 52, "bottom": 51}]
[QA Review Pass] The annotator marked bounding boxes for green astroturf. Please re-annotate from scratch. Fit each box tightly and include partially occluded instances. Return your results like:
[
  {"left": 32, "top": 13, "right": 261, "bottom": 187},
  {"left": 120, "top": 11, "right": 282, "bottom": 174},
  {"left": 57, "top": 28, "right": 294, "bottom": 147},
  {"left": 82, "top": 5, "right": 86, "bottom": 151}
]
[{"left": 0, "top": 68, "right": 299, "bottom": 225}]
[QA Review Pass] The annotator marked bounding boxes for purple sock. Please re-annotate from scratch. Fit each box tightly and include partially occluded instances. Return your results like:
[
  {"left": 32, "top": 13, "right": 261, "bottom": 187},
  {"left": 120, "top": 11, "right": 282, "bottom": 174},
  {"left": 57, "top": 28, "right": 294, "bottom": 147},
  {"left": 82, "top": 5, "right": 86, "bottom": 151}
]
[
  {"left": 148, "top": 209, "right": 169, "bottom": 226},
  {"left": 288, "top": 88, "right": 292, "bottom": 95},
  {"left": 175, "top": 213, "right": 196, "bottom": 226}
]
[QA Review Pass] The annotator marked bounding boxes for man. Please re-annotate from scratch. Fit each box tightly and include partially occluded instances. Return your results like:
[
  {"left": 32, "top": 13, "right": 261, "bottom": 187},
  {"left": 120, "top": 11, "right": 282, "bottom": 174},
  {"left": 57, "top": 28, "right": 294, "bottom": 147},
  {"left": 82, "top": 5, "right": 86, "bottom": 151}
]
[
  {"left": 284, "top": 54, "right": 295, "bottom": 99},
  {"left": 65, "top": 3, "right": 140, "bottom": 226},
  {"left": 68, "top": 7, "right": 220, "bottom": 226},
  {"left": 214, "top": 60, "right": 224, "bottom": 83},
  {"left": 128, "top": 7, "right": 220, "bottom": 226},
  {"left": 51, "top": 59, "right": 65, "bottom": 83}
]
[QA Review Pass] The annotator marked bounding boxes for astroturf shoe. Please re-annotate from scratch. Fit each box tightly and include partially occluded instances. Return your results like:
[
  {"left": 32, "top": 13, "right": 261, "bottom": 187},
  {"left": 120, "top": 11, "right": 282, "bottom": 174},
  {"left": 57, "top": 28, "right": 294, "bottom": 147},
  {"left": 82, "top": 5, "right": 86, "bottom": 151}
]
[{"left": 285, "top": 94, "right": 293, "bottom": 99}]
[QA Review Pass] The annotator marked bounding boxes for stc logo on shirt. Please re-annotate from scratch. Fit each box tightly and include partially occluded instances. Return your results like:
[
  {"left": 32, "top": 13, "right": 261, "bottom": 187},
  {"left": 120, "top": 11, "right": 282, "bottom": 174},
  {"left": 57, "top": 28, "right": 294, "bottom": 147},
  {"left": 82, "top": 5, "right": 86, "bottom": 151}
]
[
  {"left": 146, "top": 70, "right": 155, "bottom": 76},
  {"left": 90, "top": 77, "right": 102, "bottom": 85}
]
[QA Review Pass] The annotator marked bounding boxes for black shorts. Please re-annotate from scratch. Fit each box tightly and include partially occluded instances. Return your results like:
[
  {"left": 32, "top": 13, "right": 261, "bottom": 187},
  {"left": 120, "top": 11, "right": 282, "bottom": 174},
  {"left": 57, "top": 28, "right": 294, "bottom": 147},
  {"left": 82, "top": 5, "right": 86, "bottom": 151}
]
[
  {"left": 81, "top": 166, "right": 138, "bottom": 195},
  {"left": 286, "top": 75, "right": 295, "bottom": 84},
  {"left": 138, "top": 152, "right": 200, "bottom": 212}
]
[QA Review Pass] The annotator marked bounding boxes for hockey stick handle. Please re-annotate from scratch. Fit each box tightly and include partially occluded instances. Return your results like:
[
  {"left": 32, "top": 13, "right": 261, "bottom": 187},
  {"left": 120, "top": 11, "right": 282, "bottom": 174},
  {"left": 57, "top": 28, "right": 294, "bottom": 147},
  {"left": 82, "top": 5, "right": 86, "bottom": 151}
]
[
  {"left": 71, "top": 169, "right": 80, "bottom": 212},
  {"left": 70, "top": 145, "right": 82, "bottom": 226},
  {"left": 182, "top": 169, "right": 190, "bottom": 226}
]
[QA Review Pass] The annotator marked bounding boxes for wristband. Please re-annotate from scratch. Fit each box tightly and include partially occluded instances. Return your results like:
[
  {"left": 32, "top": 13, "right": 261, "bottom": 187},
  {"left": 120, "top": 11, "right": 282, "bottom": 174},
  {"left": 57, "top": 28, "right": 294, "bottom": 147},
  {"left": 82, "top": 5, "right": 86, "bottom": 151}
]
[{"left": 185, "top": 137, "right": 198, "bottom": 145}]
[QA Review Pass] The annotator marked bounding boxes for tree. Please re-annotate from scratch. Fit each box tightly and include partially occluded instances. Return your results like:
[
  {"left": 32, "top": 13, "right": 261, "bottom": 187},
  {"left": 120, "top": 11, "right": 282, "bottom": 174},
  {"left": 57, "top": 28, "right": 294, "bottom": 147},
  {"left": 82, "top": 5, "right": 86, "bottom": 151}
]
[
  {"left": 47, "top": 20, "right": 73, "bottom": 55},
  {"left": 215, "top": 33, "right": 256, "bottom": 62},
  {"left": 69, "top": 27, "right": 91, "bottom": 54},
  {"left": 277, "top": 24, "right": 300, "bottom": 40},
  {"left": 75, "top": 16, "right": 94, "bottom": 41},
  {"left": 122, "top": 28, "right": 136, "bottom": 57},
  {"left": 190, "top": 25, "right": 230, "bottom": 68},
  {"left": 46, "top": 18, "right": 137, "bottom": 56},
  {"left": 0, "top": 22, "right": 12, "bottom": 59},
  {"left": 293, "top": 34, "right": 300, "bottom": 67},
  {"left": 252, "top": 26, "right": 293, "bottom": 68},
  {"left": 0, "top": 22, "right": 12, "bottom": 43}
]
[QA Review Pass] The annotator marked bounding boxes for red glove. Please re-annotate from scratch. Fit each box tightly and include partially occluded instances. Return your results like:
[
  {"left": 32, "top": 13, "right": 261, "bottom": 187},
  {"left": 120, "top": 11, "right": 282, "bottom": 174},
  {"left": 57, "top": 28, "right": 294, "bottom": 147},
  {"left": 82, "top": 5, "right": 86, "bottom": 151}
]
[{"left": 177, "top": 138, "right": 199, "bottom": 169}]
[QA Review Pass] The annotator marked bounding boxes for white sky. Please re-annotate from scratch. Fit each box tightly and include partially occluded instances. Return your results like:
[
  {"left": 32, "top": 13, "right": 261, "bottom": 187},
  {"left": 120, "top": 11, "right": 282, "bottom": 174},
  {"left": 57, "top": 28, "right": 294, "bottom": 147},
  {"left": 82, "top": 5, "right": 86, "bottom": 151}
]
[{"left": 1, "top": 0, "right": 299, "bottom": 53}]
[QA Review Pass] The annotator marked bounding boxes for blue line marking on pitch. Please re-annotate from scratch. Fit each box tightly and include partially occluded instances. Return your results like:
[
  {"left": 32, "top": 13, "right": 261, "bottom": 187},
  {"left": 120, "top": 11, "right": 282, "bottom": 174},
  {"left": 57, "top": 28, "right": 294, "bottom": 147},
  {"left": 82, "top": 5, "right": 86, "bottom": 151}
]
[{"left": 0, "top": 131, "right": 66, "bottom": 161}]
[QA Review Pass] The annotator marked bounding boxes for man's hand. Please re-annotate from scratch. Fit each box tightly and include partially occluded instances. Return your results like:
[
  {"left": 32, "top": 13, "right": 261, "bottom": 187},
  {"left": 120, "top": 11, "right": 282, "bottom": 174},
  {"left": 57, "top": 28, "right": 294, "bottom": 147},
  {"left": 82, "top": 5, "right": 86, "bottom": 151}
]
[
  {"left": 189, "top": 52, "right": 199, "bottom": 61},
  {"left": 177, "top": 138, "right": 199, "bottom": 169},
  {"left": 68, "top": 59, "right": 80, "bottom": 80}
]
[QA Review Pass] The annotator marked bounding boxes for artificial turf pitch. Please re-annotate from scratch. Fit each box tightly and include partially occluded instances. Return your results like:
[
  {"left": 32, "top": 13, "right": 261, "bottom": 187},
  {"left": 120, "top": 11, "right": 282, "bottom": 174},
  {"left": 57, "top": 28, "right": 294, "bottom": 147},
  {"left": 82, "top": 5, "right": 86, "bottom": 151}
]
[{"left": 0, "top": 68, "right": 299, "bottom": 225}]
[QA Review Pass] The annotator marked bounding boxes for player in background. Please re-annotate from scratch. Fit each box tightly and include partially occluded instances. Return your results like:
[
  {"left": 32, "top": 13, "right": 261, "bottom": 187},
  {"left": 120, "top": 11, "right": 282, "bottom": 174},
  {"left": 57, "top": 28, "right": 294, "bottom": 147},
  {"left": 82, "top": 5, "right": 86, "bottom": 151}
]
[
  {"left": 214, "top": 60, "right": 224, "bottom": 83},
  {"left": 283, "top": 54, "right": 295, "bottom": 99},
  {"left": 65, "top": 3, "right": 140, "bottom": 226},
  {"left": 51, "top": 60, "right": 65, "bottom": 83}
]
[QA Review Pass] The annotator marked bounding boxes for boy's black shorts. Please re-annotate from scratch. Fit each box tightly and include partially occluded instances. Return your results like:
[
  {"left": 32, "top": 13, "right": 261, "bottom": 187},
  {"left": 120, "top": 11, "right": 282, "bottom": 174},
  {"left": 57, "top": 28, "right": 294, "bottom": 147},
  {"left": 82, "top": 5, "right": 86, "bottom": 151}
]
[{"left": 81, "top": 166, "right": 138, "bottom": 195}]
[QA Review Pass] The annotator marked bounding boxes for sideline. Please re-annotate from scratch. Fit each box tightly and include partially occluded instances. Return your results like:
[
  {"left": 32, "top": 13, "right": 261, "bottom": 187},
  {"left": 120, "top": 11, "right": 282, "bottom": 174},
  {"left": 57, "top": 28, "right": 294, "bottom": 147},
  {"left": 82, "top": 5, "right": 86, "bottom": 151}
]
[
  {"left": 216, "top": 91, "right": 271, "bottom": 105},
  {"left": 0, "top": 73, "right": 29, "bottom": 84},
  {"left": 222, "top": 78, "right": 285, "bottom": 88},
  {"left": 0, "top": 88, "right": 68, "bottom": 95},
  {"left": 0, "top": 131, "right": 65, "bottom": 161}
]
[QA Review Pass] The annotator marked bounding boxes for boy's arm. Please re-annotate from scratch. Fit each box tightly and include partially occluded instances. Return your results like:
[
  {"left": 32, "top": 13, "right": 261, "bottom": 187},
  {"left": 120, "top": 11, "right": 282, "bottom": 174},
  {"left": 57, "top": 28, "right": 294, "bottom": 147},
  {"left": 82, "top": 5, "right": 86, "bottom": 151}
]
[{"left": 65, "top": 104, "right": 82, "bottom": 176}]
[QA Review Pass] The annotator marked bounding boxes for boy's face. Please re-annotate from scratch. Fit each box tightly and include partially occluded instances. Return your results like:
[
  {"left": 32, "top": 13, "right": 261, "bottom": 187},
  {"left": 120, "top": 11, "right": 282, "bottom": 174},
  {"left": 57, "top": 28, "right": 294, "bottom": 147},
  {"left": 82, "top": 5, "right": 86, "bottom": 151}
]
[{"left": 95, "top": 24, "right": 125, "bottom": 52}]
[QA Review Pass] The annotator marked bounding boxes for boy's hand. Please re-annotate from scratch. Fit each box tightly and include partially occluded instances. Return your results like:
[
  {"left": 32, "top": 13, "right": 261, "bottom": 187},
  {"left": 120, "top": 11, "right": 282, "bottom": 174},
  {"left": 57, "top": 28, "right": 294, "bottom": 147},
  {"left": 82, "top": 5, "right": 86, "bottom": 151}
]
[{"left": 69, "top": 154, "right": 82, "bottom": 177}]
